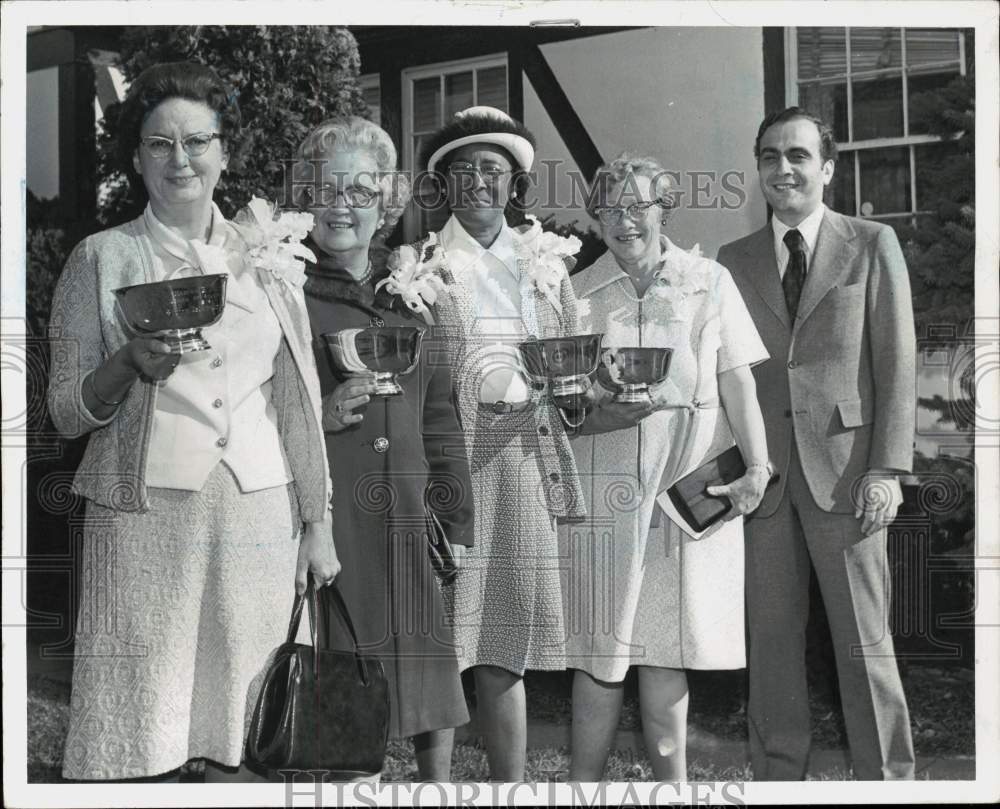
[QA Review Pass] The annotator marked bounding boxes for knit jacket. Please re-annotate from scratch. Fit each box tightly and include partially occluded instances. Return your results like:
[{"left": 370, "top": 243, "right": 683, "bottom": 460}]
[{"left": 46, "top": 214, "right": 331, "bottom": 520}]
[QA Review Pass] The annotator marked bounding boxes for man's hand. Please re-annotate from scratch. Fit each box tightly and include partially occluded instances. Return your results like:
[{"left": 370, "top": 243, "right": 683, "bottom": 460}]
[{"left": 854, "top": 472, "right": 903, "bottom": 537}]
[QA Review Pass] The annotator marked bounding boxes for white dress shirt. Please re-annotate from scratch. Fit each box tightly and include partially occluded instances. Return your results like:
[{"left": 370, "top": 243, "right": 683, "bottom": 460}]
[
  {"left": 439, "top": 215, "right": 532, "bottom": 404},
  {"left": 771, "top": 203, "right": 826, "bottom": 279},
  {"left": 142, "top": 204, "right": 292, "bottom": 492}
]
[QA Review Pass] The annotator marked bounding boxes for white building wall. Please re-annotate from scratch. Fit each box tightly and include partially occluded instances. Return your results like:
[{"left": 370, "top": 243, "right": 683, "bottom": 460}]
[{"left": 522, "top": 27, "right": 767, "bottom": 260}]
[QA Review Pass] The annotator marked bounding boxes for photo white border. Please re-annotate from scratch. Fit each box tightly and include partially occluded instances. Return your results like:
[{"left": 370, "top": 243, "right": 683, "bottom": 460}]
[{"left": 3, "top": 1, "right": 998, "bottom": 806}]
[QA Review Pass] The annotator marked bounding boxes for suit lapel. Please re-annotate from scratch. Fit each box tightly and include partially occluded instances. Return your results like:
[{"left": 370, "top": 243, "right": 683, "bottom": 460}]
[
  {"left": 795, "top": 210, "right": 858, "bottom": 330},
  {"left": 741, "top": 226, "right": 791, "bottom": 330}
]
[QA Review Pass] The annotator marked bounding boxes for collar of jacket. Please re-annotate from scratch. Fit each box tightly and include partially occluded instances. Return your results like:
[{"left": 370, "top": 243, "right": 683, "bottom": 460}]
[{"left": 302, "top": 240, "right": 411, "bottom": 318}]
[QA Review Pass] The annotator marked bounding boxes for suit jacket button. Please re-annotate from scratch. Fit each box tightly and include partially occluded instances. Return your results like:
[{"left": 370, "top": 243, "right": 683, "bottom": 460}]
[
  {"left": 784, "top": 409, "right": 792, "bottom": 418},
  {"left": 539, "top": 425, "right": 549, "bottom": 436},
  {"left": 549, "top": 472, "right": 560, "bottom": 482},
  {"left": 373, "top": 437, "right": 389, "bottom": 453},
  {"left": 787, "top": 360, "right": 797, "bottom": 369}
]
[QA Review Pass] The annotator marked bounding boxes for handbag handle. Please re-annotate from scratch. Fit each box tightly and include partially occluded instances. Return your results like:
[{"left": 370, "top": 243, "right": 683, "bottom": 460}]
[{"left": 287, "top": 577, "right": 375, "bottom": 686}]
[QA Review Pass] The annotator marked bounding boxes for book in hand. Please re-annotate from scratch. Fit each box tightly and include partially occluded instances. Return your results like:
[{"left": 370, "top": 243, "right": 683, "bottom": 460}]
[{"left": 661, "top": 445, "right": 779, "bottom": 535}]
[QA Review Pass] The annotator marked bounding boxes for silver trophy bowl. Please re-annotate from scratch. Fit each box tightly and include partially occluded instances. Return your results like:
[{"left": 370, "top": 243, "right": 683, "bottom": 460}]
[
  {"left": 518, "top": 333, "right": 604, "bottom": 399},
  {"left": 598, "top": 346, "right": 673, "bottom": 403},
  {"left": 113, "top": 273, "right": 228, "bottom": 354},
  {"left": 323, "top": 326, "right": 425, "bottom": 397}
]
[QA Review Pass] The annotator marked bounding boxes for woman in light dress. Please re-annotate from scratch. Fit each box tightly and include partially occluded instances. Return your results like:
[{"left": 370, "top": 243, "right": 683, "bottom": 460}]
[
  {"left": 48, "top": 62, "right": 337, "bottom": 782},
  {"left": 562, "top": 153, "right": 773, "bottom": 780}
]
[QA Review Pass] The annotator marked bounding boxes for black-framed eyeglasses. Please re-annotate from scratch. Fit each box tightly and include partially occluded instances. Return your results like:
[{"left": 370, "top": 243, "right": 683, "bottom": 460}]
[
  {"left": 447, "top": 161, "right": 513, "bottom": 184},
  {"left": 594, "top": 199, "right": 665, "bottom": 226},
  {"left": 302, "top": 184, "right": 381, "bottom": 208},
  {"left": 139, "top": 132, "right": 222, "bottom": 159}
]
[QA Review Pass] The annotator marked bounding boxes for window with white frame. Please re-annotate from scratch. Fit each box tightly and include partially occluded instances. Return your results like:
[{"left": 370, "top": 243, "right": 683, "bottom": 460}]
[
  {"left": 787, "top": 27, "right": 966, "bottom": 229},
  {"left": 401, "top": 54, "right": 509, "bottom": 241},
  {"left": 360, "top": 73, "right": 381, "bottom": 127}
]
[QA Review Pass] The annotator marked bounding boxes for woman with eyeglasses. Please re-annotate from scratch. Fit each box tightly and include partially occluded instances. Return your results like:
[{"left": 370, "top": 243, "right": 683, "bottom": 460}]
[
  {"left": 47, "top": 62, "right": 337, "bottom": 782},
  {"left": 402, "top": 106, "right": 587, "bottom": 781},
  {"left": 560, "top": 153, "right": 771, "bottom": 780},
  {"left": 293, "top": 116, "right": 474, "bottom": 781}
]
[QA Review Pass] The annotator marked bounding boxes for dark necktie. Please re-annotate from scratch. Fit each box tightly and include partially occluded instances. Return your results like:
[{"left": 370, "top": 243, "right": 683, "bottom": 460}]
[{"left": 782, "top": 228, "right": 807, "bottom": 319}]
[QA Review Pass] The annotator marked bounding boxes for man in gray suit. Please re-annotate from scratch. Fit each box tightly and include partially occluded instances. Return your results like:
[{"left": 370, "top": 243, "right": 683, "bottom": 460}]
[{"left": 717, "top": 107, "right": 916, "bottom": 780}]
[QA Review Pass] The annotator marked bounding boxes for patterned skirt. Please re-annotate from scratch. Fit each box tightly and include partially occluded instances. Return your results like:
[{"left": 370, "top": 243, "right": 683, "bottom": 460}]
[
  {"left": 442, "top": 407, "right": 566, "bottom": 675},
  {"left": 61, "top": 464, "right": 299, "bottom": 780}
]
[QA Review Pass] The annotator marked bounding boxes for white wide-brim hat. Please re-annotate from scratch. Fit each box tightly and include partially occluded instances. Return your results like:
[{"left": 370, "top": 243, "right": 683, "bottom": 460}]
[{"left": 424, "top": 106, "right": 536, "bottom": 173}]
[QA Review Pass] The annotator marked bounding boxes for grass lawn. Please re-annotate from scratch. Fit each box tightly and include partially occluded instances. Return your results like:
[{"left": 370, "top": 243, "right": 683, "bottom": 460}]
[{"left": 25, "top": 659, "right": 972, "bottom": 783}]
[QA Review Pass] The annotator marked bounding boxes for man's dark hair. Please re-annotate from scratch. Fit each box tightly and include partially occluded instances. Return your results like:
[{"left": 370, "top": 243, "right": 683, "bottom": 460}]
[{"left": 753, "top": 106, "right": 838, "bottom": 164}]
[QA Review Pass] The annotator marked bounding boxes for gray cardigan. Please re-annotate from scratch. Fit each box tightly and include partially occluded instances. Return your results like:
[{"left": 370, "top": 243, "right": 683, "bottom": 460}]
[{"left": 46, "top": 215, "right": 331, "bottom": 520}]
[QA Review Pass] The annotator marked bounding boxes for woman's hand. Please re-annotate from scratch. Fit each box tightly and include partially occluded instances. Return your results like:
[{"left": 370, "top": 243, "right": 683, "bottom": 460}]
[
  {"left": 83, "top": 337, "right": 179, "bottom": 416},
  {"left": 118, "top": 337, "right": 181, "bottom": 382},
  {"left": 295, "top": 520, "right": 341, "bottom": 595},
  {"left": 579, "top": 400, "right": 656, "bottom": 435},
  {"left": 706, "top": 465, "right": 770, "bottom": 520},
  {"left": 551, "top": 374, "right": 597, "bottom": 411},
  {"left": 322, "top": 378, "right": 379, "bottom": 432}
]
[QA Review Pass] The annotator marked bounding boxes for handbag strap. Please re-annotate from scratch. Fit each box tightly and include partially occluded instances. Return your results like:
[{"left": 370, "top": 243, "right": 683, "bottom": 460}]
[
  {"left": 288, "top": 576, "right": 374, "bottom": 685},
  {"left": 285, "top": 582, "right": 320, "bottom": 651}
]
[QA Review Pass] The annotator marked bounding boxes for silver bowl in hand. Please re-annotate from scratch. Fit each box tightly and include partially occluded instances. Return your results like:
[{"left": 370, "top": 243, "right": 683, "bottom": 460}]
[
  {"left": 598, "top": 346, "right": 673, "bottom": 403},
  {"left": 518, "top": 333, "right": 604, "bottom": 400},
  {"left": 323, "top": 326, "right": 425, "bottom": 397},
  {"left": 113, "top": 273, "right": 228, "bottom": 354}
]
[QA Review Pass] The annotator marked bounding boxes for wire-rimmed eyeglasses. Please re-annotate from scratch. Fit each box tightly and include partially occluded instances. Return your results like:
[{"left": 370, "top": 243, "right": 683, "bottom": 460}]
[
  {"left": 593, "top": 199, "right": 667, "bottom": 226},
  {"left": 301, "top": 184, "right": 381, "bottom": 208}
]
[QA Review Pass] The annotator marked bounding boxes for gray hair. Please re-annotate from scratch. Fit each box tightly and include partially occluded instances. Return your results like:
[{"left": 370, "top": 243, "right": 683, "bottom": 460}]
[
  {"left": 586, "top": 151, "right": 675, "bottom": 221},
  {"left": 292, "top": 116, "right": 410, "bottom": 240}
]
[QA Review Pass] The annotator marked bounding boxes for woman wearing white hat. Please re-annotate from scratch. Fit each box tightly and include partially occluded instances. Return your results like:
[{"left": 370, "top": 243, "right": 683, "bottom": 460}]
[{"left": 385, "top": 106, "right": 586, "bottom": 780}]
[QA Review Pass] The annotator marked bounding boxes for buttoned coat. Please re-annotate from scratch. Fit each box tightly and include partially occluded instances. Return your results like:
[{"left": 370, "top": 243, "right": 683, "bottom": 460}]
[
  {"left": 717, "top": 209, "right": 916, "bottom": 516},
  {"left": 304, "top": 260, "right": 474, "bottom": 738}
]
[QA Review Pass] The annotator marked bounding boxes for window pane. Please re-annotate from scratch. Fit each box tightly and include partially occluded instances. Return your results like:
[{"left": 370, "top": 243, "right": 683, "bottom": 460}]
[
  {"left": 852, "top": 74, "right": 904, "bottom": 139},
  {"left": 914, "top": 139, "right": 971, "bottom": 210},
  {"left": 905, "top": 28, "right": 961, "bottom": 72},
  {"left": 858, "top": 146, "right": 911, "bottom": 216},
  {"left": 907, "top": 70, "right": 962, "bottom": 135},
  {"left": 797, "top": 27, "right": 847, "bottom": 79},
  {"left": 362, "top": 83, "right": 381, "bottom": 127},
  {"left": 850, "top": 28, "right": 902, "bottom": 73},
  {"left": 444, "top": 71, "right": 474, "bottom": 119},
  {"left": 832, "top": 154, "right": 856, "bottom": 215},
  {"left": 413, "top": 77, "right": 441, "bottom": 133},
  {"left": 799, "top": 81, "right": 849, "bottom": 142},
  {"left": 476, "top": 65, "right": 508, "bottom": 111}
]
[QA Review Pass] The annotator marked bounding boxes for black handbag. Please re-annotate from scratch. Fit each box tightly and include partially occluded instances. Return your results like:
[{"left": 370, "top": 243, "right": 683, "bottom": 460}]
[
  {"left": 245, "top": 581, "right": 390, "bottom": 778},
  {"left": 666, "top": 446, "right": 779, "bottom": 534},
  {"left": 425, "top": 510, "right": 459, "bottom": 584}
]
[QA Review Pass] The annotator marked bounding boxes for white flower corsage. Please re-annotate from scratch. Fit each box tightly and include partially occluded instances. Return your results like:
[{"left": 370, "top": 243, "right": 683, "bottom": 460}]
[
  {"left": 649, "top": 244, "right": 712, "bottom": 319},
  {"left": 231, "top": 196, "right": 317, "bottom": 288},
  {"left": 375, "top": 232, "right": 447, "bottom": 323},
  {"left": 518, "top": 214, "right": 581, "bottom": 314}
]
